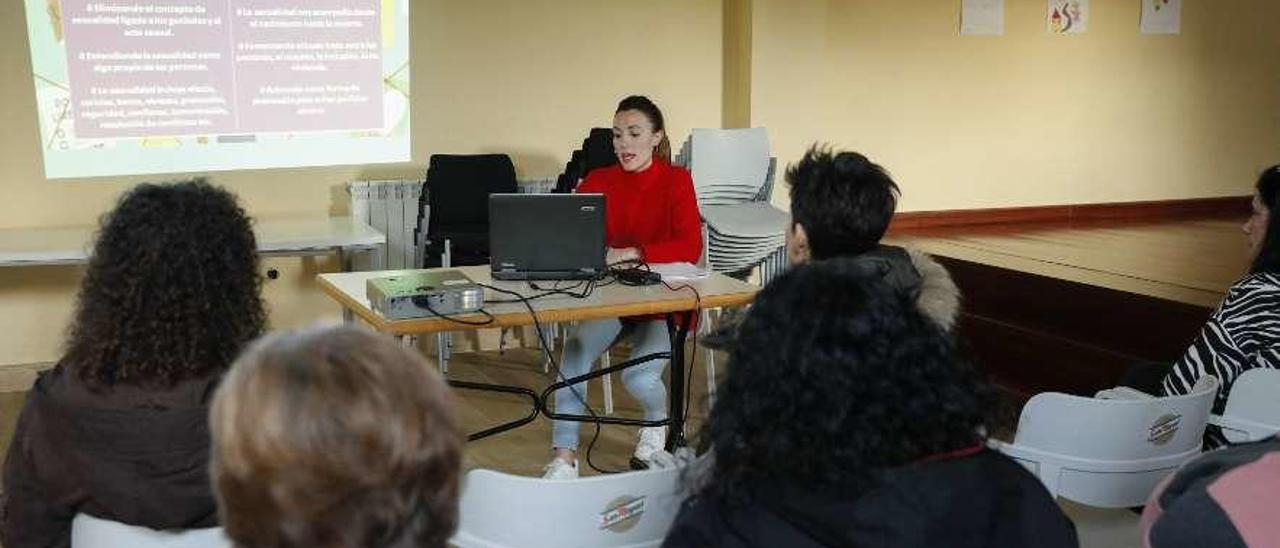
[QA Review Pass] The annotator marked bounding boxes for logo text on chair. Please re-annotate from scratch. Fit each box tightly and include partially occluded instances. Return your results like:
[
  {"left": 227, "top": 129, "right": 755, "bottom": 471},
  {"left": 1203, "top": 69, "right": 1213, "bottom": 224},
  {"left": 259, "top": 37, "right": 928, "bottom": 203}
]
[
  {"left": 600, "top": 495, "right": 646, "bottom": 533},
  {"left": 1148, "top": 414, "right": 1182, "bottom": 446}
]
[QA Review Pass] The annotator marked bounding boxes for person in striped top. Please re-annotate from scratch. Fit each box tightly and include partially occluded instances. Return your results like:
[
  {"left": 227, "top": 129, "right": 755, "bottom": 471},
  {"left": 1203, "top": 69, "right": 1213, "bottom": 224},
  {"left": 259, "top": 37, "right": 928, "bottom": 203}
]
[{"left": 1161, "top": 165, "right": 1280, "bottom": 448}]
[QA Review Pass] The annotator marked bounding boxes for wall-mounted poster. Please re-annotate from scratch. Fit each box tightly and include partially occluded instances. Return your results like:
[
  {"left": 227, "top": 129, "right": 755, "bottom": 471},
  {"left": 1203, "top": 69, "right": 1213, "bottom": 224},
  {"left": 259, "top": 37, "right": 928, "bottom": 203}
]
[
  {"left": 962, "top": 0, "right": 1005, "bottom": 36},
  {"left": 1048, "top": 0, "right": 1089, "bottom": 34},
  {"left": 1141, "top": 0, "right": 1182, "bottom": 34}
]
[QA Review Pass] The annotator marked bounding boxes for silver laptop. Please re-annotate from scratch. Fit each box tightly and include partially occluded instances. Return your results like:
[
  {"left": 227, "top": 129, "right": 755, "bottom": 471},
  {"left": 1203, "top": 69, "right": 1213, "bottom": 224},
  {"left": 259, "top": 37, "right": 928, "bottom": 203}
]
[{"left": 489, "top": 194, "right": 606, "bottom": 280}]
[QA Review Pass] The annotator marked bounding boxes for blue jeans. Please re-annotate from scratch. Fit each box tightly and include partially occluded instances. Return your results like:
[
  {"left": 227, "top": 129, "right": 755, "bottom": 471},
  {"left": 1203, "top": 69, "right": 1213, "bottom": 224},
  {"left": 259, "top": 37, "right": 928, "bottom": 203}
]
[{"left": 551, "top": 319, "right": 671, "bottom": 450}]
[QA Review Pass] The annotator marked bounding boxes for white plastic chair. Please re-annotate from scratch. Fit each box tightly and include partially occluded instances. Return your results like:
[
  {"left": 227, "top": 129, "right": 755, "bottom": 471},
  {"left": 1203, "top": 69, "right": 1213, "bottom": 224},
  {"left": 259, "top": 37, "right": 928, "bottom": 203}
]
[
  {"left": 992, "top": 376, "right": 1217, "bottom": 508},
  {"left": 451, "top": 465, "right": 692, "bottom": 548},
  {"left": 685, "top": 128, "right": 771, "bottom": 205},
  {"left": 71, "top": 514, "right": 229, "bottom": 548},
  {"left": 676, "top": 128, "right": 788, "bottom": 281},
  {"left": 1209, "top": 368, "right": 1280, "bottom": 443}
]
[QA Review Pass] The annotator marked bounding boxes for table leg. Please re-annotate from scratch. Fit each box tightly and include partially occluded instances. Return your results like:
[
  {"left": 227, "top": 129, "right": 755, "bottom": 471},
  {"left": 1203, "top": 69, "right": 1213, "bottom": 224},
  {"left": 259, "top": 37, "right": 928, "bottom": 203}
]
[
  {"left": 449, "top": 380, "right": 542, "bottom": 441},
  {"left": 667, "top": 312, "right": 692, "bottom": 451}
]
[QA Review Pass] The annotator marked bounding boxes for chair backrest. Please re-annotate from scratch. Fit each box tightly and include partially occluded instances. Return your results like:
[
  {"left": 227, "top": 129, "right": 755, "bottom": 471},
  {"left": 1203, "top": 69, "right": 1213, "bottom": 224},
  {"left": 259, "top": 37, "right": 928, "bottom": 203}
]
[
  {"left": 423, "top": 154, "right": 517, "bottom": 266},
  {"left": 1003, "top": 376, "right": 1217, "bottom": 507},
  {"left": 555, "top": 128, "right": 617, "bottom": 193},
  {"left": 686, "top": 128, "right": 771, "bottom": 205},
  {"left": 1216, "top": 367, "right": 1280, "bottom": 443},
  {"left": 697, "top": 223, "right": 711, "bottom": 275},
  {"left": 71, "top": 514, "right": 229, "bottom": 548},
  {"left": 451, "top": 466, "right": 691, "bottom": 548}
]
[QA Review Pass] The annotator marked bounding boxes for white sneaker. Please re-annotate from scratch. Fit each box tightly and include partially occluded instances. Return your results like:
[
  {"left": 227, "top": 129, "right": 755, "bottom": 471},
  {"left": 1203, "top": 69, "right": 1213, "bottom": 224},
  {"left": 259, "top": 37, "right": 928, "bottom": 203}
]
[
  {"left": 542, "top": 457, "right": 579, "bottom": 480},
  {"left": 634, "top": 426, "right": 668, "bottom": 462}
]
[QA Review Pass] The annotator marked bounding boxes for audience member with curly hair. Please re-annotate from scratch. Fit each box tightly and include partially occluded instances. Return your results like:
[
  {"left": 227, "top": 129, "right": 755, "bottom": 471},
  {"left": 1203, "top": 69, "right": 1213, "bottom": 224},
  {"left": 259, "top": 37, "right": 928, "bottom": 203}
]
[
  {"left": 211, "top": 325, "right": 463, "bottom": 548},
  {"left": 663, "top": 258, "right": 1077, "bottom": 547},
  {"left": 1, "top": 180, "right": 266, "bottom": 547}
]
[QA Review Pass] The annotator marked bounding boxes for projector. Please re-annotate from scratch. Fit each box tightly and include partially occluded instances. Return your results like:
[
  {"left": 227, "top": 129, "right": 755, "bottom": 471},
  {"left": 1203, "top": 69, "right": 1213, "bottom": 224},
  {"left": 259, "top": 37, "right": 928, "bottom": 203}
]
[{"left": 367, "top": 270, "right": 484, "bottom": 320}]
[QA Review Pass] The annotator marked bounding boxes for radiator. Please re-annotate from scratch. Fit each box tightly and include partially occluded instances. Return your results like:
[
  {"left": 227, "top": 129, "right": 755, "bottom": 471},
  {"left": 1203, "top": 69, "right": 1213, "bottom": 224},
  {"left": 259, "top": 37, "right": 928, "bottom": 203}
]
[
  {"left": 348, "top": 177, "right": 557, "bottom": 271},
  {"left": 348, "top": 179, "right": 422, "bottom": 270}
]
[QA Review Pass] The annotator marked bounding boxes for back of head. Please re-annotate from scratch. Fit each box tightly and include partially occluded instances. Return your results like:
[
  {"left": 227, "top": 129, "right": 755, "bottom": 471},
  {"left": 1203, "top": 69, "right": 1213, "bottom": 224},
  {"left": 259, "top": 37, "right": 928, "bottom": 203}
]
[
  {"left": 65, "top": 179, "right": 265, "bottom": 389},
  {"left": 210, "top": 325, "right": 463, "bottom": 548},
  {"left": 1252, "top": 165, "right": 1280, "bottom": 274},
  {"left": 787, "top": 145, "right": 900, "bottom": 258},
  {"left": 701, "top": 257, "right": 990, "bottom": 505}
]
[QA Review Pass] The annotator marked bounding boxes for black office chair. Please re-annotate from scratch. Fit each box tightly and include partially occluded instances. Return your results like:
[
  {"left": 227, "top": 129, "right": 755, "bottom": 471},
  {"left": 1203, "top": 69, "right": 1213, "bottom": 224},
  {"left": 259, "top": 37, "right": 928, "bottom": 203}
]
[
  {"left": 553, "top": 128, "right": 617, "bottom": 193},
  {"left": 419, "top": 154, "right": 518, "bottom": 268}
]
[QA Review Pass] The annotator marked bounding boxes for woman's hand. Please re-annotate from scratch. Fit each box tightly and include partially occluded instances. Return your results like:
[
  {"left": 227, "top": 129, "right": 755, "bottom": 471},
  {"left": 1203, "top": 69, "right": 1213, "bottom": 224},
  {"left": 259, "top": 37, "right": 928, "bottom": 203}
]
[{"left": 606, "top": 247, "right": 641, "bottom": 266}]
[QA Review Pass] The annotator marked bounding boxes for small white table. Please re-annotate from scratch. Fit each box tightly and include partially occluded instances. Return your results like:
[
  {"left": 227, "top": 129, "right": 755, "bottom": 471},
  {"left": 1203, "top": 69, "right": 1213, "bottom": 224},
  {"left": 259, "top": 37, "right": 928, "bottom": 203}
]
[{"left": 0, "top": 217, "right": 385, "bottom": 270}]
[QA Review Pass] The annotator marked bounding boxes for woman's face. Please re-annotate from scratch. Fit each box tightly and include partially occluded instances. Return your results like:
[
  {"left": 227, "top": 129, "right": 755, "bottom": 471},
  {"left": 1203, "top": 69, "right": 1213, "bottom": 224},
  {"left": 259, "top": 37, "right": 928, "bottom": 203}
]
[
  {"left": 612, "top": 109, "right": 663, "bottom": 172},
  {"left": 1245, "top": 193, "right": 1269, "bottom": 255}
]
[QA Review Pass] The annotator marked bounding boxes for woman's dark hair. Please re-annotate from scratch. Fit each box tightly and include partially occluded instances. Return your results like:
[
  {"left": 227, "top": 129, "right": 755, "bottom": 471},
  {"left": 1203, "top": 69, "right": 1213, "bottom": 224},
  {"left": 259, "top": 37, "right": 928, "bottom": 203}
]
[
  {"left": 212, "top": 325, "right": 463, "bottom": 548},
  {"left": 616, "top": 95, "right": 671, "bottom": 162},
  {"left": 787, "top": 145, "right": 900, "bottom": 258},
  {"left": 698, "top": 257, "right": 993, "bottom": 506},
  {"left": 64, "top": 179, "right": 265, "bottom": 389},
  {"left": 1250, "top": 165, "right": 1280, "bottom": 274}
]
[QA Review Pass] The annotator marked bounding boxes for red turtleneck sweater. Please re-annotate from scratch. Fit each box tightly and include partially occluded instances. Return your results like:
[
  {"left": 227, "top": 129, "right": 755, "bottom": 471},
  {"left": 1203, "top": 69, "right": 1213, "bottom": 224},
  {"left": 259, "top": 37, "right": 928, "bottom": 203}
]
[{"left": 576, "top": 159, "right": 703, "bottom": 264}]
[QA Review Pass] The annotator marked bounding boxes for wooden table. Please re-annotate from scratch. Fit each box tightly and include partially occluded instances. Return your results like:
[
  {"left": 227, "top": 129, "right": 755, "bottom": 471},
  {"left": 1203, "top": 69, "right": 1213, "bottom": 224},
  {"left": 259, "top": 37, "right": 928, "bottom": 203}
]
[{"left": 317, "top": 265, "right": 758, "bottom": 447}]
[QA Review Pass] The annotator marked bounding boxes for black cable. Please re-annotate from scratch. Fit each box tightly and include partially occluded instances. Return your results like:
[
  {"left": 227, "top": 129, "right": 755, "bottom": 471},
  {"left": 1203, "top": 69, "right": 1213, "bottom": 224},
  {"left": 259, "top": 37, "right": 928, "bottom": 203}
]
[
  {"left": 414, "top": 295, "right": 497, "bottom": 326},
  {"left": 659, "top": 279, "right": 703, "bottom": 438},
  {"left": 611, "top": 259, "right": 711, "bottom": 445},
  {"left": 473, "top": 268, "right": 702, "bottom": 473},
  {"left": 479, "top": 281, "right": 625, "bottom": 474}
]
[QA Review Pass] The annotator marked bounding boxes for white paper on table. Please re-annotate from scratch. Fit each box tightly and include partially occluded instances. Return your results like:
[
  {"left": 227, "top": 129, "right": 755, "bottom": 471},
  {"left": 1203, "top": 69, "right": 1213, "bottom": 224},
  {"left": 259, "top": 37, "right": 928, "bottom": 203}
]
[
  {"left": 1047, "top": 0, "right": 1089, "bottom": 34},
  {"left": 1140, "top": 0, "right": 1181, "bottom": 35},
  {"left": 961, "top": 0, "right": 1004, "bottom": 36},
  {"left": 650, "top": 262, "right": 709, "bottom": 281}
]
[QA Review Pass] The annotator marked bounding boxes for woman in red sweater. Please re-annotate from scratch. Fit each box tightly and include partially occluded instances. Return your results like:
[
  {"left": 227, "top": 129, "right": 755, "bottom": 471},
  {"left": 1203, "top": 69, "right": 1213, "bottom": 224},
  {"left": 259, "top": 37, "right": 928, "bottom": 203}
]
[{"left": 543, "top": 96, "right": 703, "bottom": 479}]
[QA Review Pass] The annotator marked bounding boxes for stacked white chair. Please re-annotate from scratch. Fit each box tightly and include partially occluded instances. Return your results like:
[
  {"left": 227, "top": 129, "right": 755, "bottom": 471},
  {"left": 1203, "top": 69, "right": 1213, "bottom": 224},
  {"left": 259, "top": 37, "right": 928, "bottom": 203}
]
[
  {"left": 672, "top": 129, "right": 787, "bottom": 406},
  {"left": 71, "top": 514, "right": 229, "bottom": 548},
  {"left": 1208, "top": 368, "right": 1280, "bottom": 443},
  {"left": 992, "top": 376, "right": 1217, "bottom": 508},
  {"left": 677, "top": 128, "right": 789, "bottom": 281},
  {"left": 451, "top": 464, "right": 695, "bottom": 548}
]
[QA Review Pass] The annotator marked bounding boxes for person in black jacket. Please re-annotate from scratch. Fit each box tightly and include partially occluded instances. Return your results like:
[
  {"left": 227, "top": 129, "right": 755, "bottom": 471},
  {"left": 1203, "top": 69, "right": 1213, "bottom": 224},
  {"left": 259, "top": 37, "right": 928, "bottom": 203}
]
[
  {"left": 1, "top": 180, "right": 266, "bottom": 548},
  {"left": 663, "top": 258, "right": 1077, "bottom": 548}
]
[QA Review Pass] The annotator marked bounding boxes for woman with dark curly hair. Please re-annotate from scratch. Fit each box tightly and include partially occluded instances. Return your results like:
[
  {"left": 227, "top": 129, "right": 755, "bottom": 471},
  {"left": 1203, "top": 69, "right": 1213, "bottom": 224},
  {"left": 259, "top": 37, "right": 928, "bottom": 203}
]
[
  {"left": 1, "top": 180, "right": 265, "bottom": 548},
  {"left": 663, "top": 258, "right": 1077, "bottom": 548}
]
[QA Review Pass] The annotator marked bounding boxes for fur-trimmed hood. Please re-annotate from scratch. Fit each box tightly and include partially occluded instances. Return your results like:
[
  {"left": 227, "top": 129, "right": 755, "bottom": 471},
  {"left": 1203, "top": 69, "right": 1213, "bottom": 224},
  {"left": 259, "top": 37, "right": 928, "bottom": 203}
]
[
  {"left": 816, "top": 245, "right": 960, "bottom": 332},
  {"left": 699, "top": 246, "right": 962, "bottom": 351},
  {"left": 905, "top": 247, "right": 961, "bottom": 331}
]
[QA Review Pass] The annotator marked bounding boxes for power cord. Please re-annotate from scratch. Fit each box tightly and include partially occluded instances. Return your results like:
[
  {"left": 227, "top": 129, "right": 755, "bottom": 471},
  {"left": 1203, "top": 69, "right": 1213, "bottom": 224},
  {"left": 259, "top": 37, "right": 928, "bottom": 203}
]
[
  {"left": 413, "top": 291, "right": 497, "bottom": 326},
  {"left": 417, "top": 266, "right": 703, "bottom": 473},
  {"left": 479, "top": 281, "right": 625, "bottom": 474},
  {"left": 610, "top": 260, "right": 705, "bottom": 449}
]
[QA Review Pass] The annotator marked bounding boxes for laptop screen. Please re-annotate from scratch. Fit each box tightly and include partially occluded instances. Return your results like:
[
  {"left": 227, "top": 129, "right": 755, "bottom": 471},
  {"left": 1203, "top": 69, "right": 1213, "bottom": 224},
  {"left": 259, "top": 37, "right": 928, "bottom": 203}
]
[{"left": 489, "top": 193, "right": 606, "bottom": 280}]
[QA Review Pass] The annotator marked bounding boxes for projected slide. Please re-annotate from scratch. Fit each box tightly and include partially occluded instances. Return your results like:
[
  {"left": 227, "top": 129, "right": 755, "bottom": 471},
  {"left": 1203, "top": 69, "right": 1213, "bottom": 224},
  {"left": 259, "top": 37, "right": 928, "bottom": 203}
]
[{"left": 26, "top": 0, "right": 410, "bottom": 179}]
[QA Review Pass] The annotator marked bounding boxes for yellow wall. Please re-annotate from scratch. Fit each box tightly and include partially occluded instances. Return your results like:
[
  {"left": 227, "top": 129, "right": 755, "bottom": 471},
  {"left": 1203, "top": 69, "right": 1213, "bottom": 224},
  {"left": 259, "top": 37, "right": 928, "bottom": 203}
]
[
  {"left": 722, "top": 0, "right": 752, "bottom": 128},
  {"left": 753, "top": 0, "right": 1280, "bottom": 211},
  {"left": 0, "top": 0, "right": 723, "bottom": 369}
]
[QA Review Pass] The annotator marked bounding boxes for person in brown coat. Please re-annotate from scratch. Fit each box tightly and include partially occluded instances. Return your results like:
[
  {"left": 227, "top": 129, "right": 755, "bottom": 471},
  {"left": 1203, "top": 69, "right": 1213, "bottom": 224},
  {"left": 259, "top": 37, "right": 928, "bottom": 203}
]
[{"left": 1, "top": 180, "right": 265, "bottom": 548}]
